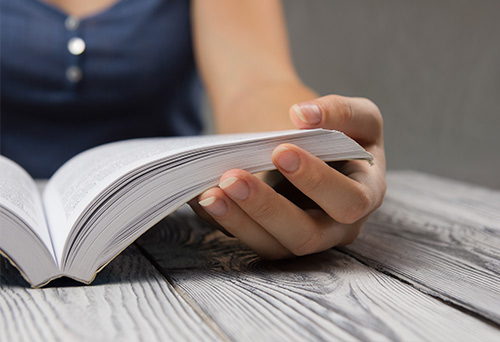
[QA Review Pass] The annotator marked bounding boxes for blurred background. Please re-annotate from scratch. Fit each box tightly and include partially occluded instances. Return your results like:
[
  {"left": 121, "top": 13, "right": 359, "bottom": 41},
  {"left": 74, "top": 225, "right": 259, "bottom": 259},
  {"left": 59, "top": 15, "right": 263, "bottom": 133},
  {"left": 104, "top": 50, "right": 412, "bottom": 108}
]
[{"left": 281, "top": 0, "right": 499, "bottom": 188}]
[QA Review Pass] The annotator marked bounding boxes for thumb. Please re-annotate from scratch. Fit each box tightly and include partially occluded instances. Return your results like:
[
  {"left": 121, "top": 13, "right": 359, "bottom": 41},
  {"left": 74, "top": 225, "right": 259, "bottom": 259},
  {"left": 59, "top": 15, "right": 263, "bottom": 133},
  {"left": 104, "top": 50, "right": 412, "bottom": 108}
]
[{"left": 289, "top": 95, "right": 383, "bottom": 144}]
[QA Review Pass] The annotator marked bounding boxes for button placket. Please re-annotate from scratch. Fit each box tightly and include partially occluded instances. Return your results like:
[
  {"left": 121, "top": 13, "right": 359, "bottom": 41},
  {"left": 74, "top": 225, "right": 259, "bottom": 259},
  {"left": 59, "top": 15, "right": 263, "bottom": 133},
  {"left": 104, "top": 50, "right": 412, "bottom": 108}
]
[
  {"left": 68, "top": 37, "right": 86, "bottom": 56},
  {"left": 65, "top": 16, "right": 84, "bottom": 85},
  {"left": 66, "top": 66, "right": 83, "bottom": 83},
  {"left": 65, "top": 16, "right": 80, "bottom": 31}
]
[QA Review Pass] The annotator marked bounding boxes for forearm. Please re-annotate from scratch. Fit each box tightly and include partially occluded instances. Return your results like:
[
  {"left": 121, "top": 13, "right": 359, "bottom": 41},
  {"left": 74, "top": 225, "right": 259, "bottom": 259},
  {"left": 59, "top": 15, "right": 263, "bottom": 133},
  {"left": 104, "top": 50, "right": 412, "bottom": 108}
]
[
  {"left": 192, "top": 0, "right": 314, "bottom": 133},
  {"left": 214, "top": 80, "right": 317, "bottom": 134}
]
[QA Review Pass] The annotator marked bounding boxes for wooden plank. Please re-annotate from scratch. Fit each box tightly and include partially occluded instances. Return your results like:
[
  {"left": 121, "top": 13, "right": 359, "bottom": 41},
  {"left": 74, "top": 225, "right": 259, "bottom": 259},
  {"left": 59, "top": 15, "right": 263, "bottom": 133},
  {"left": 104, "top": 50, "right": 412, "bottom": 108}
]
[
  {"left": 381, "top": 171, "right": 500, "bottom": 228},
  {"left": 0, "top": 245, "right": 223, "bottom": 342},
  {"left": 137, "top": 205, "right": 500, "bottom": 341},
  {"left": 341, "top": 171, "right": 500, "bottom": 324}
]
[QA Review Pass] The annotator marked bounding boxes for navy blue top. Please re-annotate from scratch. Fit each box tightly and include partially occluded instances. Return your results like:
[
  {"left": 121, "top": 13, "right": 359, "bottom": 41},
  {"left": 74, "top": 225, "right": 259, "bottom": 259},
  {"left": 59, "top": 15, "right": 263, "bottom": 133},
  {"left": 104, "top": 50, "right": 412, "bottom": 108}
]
[{"left": 1, "top": 0, "right": 203, "bottom": 178}]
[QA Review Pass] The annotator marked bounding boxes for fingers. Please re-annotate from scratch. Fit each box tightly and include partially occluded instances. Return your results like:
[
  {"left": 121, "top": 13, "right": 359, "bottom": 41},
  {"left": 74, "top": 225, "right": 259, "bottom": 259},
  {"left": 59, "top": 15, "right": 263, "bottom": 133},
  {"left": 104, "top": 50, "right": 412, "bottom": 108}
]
[
  {"left": 194, "top": 93, "right": 386, "bottom": 260},
  {"left": 288, "top": 93, "right": 386, "bottom": 211},
  {"left": 197, "top": 184, "right": 294, "bottom": 260},
  {"left": 271, "top": 144, "right": 377, "bottom": 224},
  {"left": 198, "top": 169, "right": 363, "bottom": 258},
  {"left": 188, "top": 198, "right": 234, "bottom": 237},
  {"left": 289, "top": 94, "right": 383, "bottom": 145}
]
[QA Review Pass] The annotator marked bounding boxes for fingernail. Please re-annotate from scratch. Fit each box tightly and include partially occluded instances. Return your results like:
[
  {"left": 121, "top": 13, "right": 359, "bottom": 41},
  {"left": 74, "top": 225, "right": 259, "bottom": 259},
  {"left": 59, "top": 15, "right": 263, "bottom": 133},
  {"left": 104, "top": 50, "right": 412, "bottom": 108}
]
[
  {"left": 199, "top": 196, "right": 227, "bottom": 216},
  {"left": 272, "top": 146, "right": 300, "bottom": 173},
  {"left": 219, "top": 176, "right": 250, "bottom": 200},
  {"left": 293, "top": 103, "right": 321, "bottom": 125}
]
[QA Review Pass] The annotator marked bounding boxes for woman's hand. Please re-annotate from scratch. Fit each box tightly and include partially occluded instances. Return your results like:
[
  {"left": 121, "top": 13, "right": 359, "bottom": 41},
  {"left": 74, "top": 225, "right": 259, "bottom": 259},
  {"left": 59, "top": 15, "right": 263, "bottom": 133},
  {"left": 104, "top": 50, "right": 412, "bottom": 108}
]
[{"left": 190, "top": 94, "right": 386, "bottom": 259}]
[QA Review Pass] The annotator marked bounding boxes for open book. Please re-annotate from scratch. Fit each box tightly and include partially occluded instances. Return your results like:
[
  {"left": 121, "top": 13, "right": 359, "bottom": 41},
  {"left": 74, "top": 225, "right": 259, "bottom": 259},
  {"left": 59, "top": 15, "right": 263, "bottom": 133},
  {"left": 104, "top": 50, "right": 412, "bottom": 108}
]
[{"left": 0, "top": 129, "right": 372, "bottom": 287}]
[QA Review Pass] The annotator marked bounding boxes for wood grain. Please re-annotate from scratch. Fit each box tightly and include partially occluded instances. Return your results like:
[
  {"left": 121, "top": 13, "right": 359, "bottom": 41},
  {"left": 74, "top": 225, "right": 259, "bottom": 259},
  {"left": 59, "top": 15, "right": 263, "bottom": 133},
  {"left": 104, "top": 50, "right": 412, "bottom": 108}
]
[
  {"left": 0, "top": 245, "right": 222, "bottom": 342},
  {"left": 3, "top": 171, "right": 500, "bottom": 341},
  {"left": 137, "top": 204, "right": 500, "bottom": 341},
  {"left": 342, "top": 171, "right": 500, "bottom": 324}
]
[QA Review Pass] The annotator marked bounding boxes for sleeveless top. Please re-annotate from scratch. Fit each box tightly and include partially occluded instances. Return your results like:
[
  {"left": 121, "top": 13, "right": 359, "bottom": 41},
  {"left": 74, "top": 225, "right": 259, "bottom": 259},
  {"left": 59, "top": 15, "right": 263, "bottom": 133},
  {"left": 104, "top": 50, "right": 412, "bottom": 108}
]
[{"left": 0, "top": 0, "right": 203, "bottom": 178}]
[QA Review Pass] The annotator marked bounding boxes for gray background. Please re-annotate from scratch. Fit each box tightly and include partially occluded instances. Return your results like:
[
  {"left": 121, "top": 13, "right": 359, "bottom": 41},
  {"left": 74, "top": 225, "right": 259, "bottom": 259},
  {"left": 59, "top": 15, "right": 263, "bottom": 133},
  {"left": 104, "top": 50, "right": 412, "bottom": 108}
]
[{"left": 282, "top": 0, "right": 500, "bottom": 189}]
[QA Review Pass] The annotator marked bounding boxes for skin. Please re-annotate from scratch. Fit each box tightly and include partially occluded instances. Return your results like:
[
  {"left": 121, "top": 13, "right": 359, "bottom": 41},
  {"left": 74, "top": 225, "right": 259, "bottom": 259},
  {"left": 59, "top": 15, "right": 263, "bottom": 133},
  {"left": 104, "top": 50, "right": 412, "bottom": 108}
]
[
  {"left": 193, "top": 96, "right": 386, "bottom": 259},
  {"left": 42, "top": 0, "right": 120, "bottom": 17},
  {"left": 42, "top": 0, "right": 387, "bottom": 259},
  {"left": 192, "top": 0, "right": 386, "bottom": 259}
]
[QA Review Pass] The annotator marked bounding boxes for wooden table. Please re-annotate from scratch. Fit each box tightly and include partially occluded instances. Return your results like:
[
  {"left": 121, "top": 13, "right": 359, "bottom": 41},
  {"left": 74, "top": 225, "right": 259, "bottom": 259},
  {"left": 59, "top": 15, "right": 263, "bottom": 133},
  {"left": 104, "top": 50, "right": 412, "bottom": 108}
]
[{"left": 1, "top": 171, "right": 499, "bottom": 341}]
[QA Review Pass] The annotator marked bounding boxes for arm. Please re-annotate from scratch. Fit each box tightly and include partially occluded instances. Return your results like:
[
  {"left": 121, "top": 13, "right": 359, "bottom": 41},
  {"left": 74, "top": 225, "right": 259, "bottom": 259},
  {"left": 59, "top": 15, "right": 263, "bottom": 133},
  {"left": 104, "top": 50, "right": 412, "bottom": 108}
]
[
  {"left": 192, "top": 0, "right": 386, "bottom": 258},
  {"left": 192, "top": 0, "right": 315, "bottom": 132}
]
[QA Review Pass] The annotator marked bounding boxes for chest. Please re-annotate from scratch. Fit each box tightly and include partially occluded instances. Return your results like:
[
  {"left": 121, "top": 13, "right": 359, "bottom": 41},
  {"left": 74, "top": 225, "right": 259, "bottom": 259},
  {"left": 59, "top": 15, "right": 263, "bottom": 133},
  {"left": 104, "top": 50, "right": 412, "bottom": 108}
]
[
  {"left": 40, "top": 0, "right": 120, "bottom": 18},
  {"left": 1, "top": 0, "right": 193, "bottom": 104}
]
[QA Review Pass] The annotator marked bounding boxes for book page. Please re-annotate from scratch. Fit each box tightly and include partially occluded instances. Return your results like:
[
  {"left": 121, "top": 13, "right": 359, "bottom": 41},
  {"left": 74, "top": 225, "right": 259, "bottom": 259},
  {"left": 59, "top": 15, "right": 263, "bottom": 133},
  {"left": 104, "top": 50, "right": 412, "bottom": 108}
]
[
  {"left": 42, "top": 130, "right": 322, "bottom": 263},
  {"left": 0, "top": 156, "right": 55, "bottom": 259},
  {"left": 42, "top": 129, "right": 371, "bottom": 266},
  {"left": 42, "top": 131, "right": 305, "bottom": 263}
]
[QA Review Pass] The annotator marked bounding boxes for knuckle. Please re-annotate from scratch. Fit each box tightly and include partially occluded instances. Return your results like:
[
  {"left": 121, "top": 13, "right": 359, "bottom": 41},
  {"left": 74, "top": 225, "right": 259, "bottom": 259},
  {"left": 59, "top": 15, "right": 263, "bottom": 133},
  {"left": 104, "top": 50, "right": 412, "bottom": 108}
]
[
  {"left": 338, "top": 186, "right": 372, "bottom": 224},
  {"left": 340, "top": 224, "right": 363, "bottom": 246},
  {"left": 289, "top": 229, "right": 325, "bottom": 256},
  {"left": 249, "top": 200, "right": 280, "bottom": 222},
  {"left": 372, "top": 104, "right": 384, "bottom": 130},
  {"left": 372, "top": 103, "right": 383, "bottom": 123},
  {"left": 333, "top": 95, "right": 354, "bottom": 127},
  {"left": 375, "top": 179, "right": 387, "bottom": 210},
  {"left": 301, "top": 168, "right": 326, "bottom": 194},
  {"left": 363, "top": 97, "right": 384, "bottom": 130},
  {"left": 320, "top": 95, "right": 352, "bottom": 127}
]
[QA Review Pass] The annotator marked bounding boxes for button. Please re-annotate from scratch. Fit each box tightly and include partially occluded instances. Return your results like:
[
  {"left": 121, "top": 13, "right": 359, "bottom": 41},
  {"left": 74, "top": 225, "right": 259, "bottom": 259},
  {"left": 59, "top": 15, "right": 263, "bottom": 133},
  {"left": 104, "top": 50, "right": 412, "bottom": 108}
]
[
  {"left": 66, "top": 66, "right": 83, "bottom": 83},
  {"left": 68, "top": 37, "right": 86, "bottom": 55},
  {"left": 65, "top": 16, "right": 80, "bottom": 31}
]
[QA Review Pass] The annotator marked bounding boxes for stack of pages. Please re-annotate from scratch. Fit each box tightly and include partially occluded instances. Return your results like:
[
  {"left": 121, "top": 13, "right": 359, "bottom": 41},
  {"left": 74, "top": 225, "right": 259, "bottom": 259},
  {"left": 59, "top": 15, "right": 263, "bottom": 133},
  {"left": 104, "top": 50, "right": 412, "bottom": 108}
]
[{"left": 0, "top": 129, "right": 372, "bottom": 287}]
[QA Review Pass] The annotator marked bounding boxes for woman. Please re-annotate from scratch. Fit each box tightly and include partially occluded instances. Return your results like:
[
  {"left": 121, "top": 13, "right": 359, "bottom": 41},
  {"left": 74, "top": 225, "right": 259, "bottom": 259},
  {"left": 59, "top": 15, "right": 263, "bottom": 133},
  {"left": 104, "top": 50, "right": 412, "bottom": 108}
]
[{"left": 0, "top": 0, "right": 386, "bottom": 258}]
